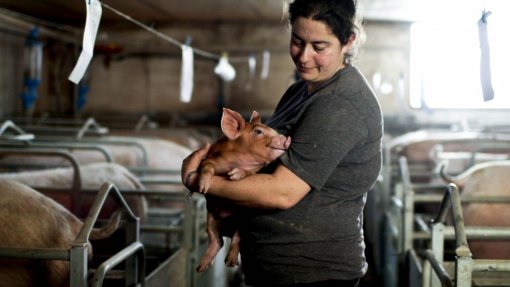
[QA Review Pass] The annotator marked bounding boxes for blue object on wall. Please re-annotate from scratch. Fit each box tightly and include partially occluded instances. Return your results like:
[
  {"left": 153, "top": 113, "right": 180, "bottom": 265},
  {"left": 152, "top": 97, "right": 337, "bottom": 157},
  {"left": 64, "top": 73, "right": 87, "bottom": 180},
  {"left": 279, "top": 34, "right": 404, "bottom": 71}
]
[{"left": 20, "top": 27, "right": 43, "bottom": 111}]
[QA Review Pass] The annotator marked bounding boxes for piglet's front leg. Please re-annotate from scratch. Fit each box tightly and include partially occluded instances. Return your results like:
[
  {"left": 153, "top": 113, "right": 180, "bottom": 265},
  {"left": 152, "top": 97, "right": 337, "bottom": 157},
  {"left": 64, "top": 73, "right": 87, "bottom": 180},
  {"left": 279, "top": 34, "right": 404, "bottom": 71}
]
[
  {"left": 198, "top": 162, "right": 216, "bottom": 193},
  {"left": 228, "top": 167, "right": 253, "bottom": 181}
]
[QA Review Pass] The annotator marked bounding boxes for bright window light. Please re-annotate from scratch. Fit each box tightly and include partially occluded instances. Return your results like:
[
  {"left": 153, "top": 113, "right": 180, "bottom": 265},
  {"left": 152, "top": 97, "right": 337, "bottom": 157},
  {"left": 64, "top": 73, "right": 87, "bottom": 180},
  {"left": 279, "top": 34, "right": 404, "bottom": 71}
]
[{"left": 410, "top": 1, "right": 510, "bottom": 109}]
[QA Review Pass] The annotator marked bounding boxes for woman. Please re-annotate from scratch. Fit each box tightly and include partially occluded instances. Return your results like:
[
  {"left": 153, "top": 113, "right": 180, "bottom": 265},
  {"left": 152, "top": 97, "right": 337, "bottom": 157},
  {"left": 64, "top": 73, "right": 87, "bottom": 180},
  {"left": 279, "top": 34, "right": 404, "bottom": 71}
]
[{"left": 182, "top": 0, "right": 383, "bottom": 286}]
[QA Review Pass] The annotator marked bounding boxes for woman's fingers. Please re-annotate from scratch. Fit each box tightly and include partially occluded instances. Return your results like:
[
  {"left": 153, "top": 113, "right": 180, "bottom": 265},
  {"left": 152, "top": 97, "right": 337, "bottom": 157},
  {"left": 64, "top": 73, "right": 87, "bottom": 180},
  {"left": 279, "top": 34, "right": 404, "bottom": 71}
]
[{"left": 181, "top": 143, "right": 211, "bottom": 185}]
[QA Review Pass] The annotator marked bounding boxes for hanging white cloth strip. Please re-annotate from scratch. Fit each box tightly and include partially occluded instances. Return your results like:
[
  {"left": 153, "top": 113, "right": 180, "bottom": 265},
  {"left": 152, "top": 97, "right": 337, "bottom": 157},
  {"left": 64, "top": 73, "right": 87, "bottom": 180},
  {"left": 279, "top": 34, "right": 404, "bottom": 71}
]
[
  {"left": 478, "top": 10, "right": 494, "bottom": 102},
  {"left": 260, "top": 49, "right": 270, "bottom": 79},
  {"left": 244, "top": 53, "right": 257, "bottom": 90},
  {"left": 180, "top": 44, "right": 194, "bottom": 103},
  {"left": 248, "top": 54, "right": 256, "bottom": 78},
  {"left": 68, "top": 0, "right": 102, "bottom": 84}
]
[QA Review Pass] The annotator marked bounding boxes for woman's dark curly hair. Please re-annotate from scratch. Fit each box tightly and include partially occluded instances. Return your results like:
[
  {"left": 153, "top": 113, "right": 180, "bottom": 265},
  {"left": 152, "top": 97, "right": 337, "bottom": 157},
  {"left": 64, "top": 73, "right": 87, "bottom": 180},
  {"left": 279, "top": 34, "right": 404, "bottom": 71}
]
[{"left": 286, "top": 0, "right": 364, "bottom": 64}]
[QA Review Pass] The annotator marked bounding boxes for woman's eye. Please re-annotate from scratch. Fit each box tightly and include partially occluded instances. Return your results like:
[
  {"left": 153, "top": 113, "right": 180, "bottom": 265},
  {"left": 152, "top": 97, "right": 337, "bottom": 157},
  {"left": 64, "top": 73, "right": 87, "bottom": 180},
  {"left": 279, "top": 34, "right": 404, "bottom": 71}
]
[
  {"left": 314, "top": 45, "right": 326, "bottom": 52},
  {"left": 291, "top": 38, "right": 303, "bottom": 47}
]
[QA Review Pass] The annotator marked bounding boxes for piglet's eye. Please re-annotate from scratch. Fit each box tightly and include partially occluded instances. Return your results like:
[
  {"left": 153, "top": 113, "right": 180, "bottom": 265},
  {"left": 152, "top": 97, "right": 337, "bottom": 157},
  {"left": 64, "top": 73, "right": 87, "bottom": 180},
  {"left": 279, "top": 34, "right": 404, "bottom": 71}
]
[{"left": 254, "top": 128, "right": 263, "bottom": 135}]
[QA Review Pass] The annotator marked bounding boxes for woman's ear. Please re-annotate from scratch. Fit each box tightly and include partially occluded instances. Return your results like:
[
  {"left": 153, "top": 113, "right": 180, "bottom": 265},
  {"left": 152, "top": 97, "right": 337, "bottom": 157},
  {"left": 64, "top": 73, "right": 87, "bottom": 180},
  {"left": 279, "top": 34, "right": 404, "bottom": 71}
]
[
  {"left": 348, "top": 33, "right": 357, "bottom": 45},
  {"left": 341, "top": 34, "right": 356, "bottom": 55}
]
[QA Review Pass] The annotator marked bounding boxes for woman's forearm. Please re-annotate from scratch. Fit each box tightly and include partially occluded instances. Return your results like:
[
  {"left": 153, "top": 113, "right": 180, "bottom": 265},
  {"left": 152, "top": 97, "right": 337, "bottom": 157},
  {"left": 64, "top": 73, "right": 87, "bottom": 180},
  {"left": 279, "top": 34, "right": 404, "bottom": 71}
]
[{"left": 206, "top": 165, "right": 311, "bottom": 209}]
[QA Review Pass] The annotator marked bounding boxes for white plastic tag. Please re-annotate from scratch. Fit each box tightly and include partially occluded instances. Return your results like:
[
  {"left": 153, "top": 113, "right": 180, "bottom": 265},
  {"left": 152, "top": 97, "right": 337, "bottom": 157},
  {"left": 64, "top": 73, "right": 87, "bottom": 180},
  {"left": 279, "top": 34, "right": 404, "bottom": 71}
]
[
  {"left": 69, "top": 0, "right": 102, "bottom": 84},
  {"left": 180, "top": 44, "right": 194, "bottom": 103}
]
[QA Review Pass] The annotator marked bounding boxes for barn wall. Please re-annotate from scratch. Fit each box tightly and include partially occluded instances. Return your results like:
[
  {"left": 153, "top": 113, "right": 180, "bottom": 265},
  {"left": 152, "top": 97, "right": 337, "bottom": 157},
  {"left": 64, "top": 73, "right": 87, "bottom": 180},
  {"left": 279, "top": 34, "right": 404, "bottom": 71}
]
[
  {"left": 78, "top": 21, "right": 413, "bottom": 122},
  {"left": 82, "top": 21, "right": 295, "bottom": 120},
  {"left": 1, "top": 16, "right": 509, "bottom": 129},
  {"left": 0, "top": 31, "right": 24, "bottom": 118}
]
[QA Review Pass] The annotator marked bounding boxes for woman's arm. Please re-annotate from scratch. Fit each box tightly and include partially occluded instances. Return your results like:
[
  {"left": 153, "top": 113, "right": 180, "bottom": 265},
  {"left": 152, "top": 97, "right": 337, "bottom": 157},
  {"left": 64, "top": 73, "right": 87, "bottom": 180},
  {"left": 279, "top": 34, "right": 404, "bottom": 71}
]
[
  {"left": 207, "top": 164, "right": 310, "bottom": 209},
  {"left": 181, "top": 144, "right": 310, "bottom": 209}
]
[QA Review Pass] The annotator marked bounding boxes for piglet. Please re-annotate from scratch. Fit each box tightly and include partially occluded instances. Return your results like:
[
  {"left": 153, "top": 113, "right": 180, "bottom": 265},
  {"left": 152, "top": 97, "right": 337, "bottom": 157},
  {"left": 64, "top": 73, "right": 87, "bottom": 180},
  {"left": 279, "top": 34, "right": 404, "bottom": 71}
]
[{"left": 194, "top": 108, "right": 290, "bottom": 272}]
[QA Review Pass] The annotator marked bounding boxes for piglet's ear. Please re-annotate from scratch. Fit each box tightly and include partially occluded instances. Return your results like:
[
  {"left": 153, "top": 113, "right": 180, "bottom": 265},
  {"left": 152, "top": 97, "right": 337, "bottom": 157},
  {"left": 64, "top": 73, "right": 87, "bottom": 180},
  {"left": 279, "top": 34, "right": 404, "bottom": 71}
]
[
  {"left": 249, "top": 110, "right": 261, "bottom": 124},
  {"left": 221, "top": 108, "right": 246, "bottom": 140}
]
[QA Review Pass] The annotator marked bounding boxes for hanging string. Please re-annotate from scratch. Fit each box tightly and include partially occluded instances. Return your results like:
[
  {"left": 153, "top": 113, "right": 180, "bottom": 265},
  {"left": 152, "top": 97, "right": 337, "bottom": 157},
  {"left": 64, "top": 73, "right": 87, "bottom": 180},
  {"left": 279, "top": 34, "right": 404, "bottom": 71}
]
[{"left": 99, "top": 1, "right": 256, "bottom": 63}]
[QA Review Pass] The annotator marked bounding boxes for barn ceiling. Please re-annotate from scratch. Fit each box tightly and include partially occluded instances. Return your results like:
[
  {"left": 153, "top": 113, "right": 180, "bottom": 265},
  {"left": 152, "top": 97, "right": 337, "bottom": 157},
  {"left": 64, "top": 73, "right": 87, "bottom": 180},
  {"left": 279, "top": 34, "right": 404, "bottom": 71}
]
[
  {"left": 0, "top": 0, "right": 290, "bottom": 26},
  {"left": 0, "top": 0, "right": 419, "bottom": 28}
]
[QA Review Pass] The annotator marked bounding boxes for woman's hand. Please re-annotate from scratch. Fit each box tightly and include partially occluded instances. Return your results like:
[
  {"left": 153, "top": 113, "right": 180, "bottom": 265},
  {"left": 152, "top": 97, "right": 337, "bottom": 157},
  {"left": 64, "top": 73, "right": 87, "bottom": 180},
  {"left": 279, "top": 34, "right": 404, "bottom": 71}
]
[{"left": 181, "top": 143, "right": 210, "bottom": 190}]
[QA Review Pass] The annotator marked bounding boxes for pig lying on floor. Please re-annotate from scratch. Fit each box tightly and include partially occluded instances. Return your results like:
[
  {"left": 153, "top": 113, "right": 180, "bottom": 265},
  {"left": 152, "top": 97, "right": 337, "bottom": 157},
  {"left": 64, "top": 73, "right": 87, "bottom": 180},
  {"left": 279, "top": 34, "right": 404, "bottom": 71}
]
[
  {"left": 0, "top": 179, "right": 122, "bottom": 287},
  {"left": 190, "top": 108, "right": 291, "bottom": 272},
  {"left": 440, "top": 160, "right": 510, "bottom": 259}
]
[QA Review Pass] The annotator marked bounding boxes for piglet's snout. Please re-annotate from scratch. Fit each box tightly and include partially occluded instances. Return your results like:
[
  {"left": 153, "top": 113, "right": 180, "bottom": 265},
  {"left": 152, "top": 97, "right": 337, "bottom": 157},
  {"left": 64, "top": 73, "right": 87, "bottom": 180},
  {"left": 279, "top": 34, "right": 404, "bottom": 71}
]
[
  {"left": 269, "top": 135, "right": 290, "bottom": 150},
  {"left": 269, "top": 135, "right": 291, "bottom": 153}
]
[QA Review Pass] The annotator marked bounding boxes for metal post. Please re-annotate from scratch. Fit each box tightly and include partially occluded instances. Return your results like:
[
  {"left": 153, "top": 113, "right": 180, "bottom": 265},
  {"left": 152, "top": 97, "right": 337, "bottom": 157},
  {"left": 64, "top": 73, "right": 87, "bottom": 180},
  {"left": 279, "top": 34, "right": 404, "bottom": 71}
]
[
  {"left": 430, "top": 223, "right": 445, "bottom": 287},
  {"left": 400, "top": 156, "right": 415, "bottom": 253},
  {"left": 456, "top": 255, "right": 473, "bottom": 287},
  {"left": 69, "top": 244, "right": 88, "bottom": 287}
]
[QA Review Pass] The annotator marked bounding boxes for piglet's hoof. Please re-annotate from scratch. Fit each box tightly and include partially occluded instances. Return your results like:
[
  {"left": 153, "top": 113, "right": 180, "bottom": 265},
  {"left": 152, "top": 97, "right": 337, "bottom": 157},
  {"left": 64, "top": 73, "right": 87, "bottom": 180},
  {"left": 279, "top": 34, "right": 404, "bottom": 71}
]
[
  {"left": 225, "top": 254, "right": 239, "bottom": 267},
  {"left": 198, "top": 178, "right": 212, "bottom": 194},
  {"left": 196, "top": 260, "right": 213, "bottom": 273}
]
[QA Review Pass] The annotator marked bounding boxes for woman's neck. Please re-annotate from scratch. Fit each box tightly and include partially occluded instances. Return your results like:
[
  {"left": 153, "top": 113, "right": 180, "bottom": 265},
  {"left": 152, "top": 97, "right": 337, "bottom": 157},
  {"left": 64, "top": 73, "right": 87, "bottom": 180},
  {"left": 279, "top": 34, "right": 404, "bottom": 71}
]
[{"left": 306, "top": 64, "right": 347, "bottom": 94}]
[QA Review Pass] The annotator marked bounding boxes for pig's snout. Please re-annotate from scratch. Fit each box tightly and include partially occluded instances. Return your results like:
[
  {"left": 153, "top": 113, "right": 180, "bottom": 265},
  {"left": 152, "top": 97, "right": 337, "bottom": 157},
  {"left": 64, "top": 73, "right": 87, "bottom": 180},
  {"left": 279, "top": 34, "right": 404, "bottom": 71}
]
[
  {"left": 270, "top": 135, "right": 291, "bottom": 150},
  {"left": 268, "top": 135, "right": 291, "bottom": 159},
  {"left": 284, "top": 136, "right": 291, "bottom": 149}
]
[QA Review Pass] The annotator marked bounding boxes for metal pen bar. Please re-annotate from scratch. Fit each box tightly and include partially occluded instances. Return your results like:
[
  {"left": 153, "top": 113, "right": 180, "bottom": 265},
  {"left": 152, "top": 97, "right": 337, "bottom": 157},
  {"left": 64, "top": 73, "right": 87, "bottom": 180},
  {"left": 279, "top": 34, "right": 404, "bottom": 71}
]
[
  {"left": 473, "top": 260, "right": 510, "bottom": 272},
  {"left": 36, "top": 136, "right": 150, "bottom": 167},
  {"left": 129, "top": 167, "right": 181, "bottom": 175},
  {"left": 76, "top": 118, "right": 109, "bottom": 139},
  {"left": 141, "top": 225, "right": 183, "bottom": 233},
  {"left": 0, "top": 120, "right": 35, "bottom": 141},
  {"left": 399, "top": 156, "right": 415, "bottom": 253},
  {"left": 0, "top": 246, "right": 69, "bottom": 260},
  {"left": 418, "top": 249, "right": 453, "bottom": 287},
  {"left": 74, "top": 182, "right": 138, "bottom": 246},
  {"left": 448, "top": 184, "right": 470, "bottom": 256},
  {"left": 0, "top": 147, "right": 83, "bottom": 200},
  {"left": 414, "top": 226, "right": 510, "bottom": 240},
  {"left": 90, "top": 241, "right": 146, "bottom": 287},
  {"left": 0, "top": 140, "right": 114, "bottom": 163},
  {"left": 415, "top": 194, "right": 510, "bottom": 203}
]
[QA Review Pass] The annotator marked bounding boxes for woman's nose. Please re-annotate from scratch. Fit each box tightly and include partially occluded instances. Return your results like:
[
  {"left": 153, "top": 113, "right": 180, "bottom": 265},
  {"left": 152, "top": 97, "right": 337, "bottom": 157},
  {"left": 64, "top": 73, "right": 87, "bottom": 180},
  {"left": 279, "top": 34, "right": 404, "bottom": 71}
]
[{"left": 298, "top": 46, "right": 312, "bottom": 63}]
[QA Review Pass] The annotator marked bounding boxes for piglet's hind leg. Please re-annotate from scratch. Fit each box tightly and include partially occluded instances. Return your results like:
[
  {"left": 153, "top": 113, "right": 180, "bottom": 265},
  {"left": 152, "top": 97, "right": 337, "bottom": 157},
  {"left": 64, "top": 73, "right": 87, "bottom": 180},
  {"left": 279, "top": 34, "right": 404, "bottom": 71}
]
[
  {"left": 225, "top": 230, "right": 241, "bottom": 267},
  {"left": 196, "top": 212, "right": 224, "bottom": 272}
]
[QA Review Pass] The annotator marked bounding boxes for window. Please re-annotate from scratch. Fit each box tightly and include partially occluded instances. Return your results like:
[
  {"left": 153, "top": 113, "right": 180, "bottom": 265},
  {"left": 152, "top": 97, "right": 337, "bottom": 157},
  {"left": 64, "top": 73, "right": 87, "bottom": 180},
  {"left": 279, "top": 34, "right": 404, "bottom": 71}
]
[{"left": 410, "top": 1, "right": 510, "bottom": 109}]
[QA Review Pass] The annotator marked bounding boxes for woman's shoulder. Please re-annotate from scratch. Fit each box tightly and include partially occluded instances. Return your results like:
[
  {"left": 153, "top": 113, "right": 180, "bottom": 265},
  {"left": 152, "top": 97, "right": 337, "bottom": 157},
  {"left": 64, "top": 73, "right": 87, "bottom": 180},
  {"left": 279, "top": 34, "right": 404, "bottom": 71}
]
[
  {"left": 318, "top": 66, "right": 381, "bottom": 113},
  {"left": 330, "top": 65, "right": 374, "bottom": 97},
  {"left": 338, "top": 65, "right": 367, "bottom": 85}
]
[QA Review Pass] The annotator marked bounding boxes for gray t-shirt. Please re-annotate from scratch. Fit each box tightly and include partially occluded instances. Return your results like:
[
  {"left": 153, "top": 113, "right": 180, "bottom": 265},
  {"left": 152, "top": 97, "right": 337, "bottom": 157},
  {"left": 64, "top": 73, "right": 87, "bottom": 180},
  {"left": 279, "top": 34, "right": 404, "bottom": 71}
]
[{"left": 239, "top": 65, "right": 383, "bottom": 286}]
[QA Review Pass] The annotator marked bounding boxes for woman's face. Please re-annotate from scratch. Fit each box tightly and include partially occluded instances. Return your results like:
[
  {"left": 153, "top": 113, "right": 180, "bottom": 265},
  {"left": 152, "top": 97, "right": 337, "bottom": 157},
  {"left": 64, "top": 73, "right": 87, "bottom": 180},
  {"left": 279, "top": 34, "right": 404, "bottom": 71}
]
[{"left": 290, "top": 17, "right": 352, "bottom": 91}]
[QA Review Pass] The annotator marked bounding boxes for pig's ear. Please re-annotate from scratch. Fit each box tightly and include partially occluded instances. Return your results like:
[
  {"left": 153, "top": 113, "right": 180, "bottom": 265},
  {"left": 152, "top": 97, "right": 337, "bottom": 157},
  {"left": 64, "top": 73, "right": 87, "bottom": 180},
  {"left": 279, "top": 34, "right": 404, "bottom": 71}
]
[
  {"left": 249, "top": 110, "right": 261, "bottom": 124},
  {"left": 221, "top": 108, "right": 246, "bottom": 140}
]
